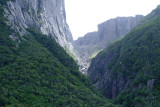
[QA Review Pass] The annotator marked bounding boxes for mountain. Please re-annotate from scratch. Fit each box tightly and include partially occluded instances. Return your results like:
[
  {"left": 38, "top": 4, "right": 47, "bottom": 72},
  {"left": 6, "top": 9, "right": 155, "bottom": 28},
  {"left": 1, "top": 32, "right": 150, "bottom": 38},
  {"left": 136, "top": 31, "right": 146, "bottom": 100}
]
[
  {"left": 4, "top": 0, "right": 80, "bottom": 60},
  {"left": 75, "top": 15, "right": 144, "bottom": 73},
  {"left": 0, "top": 0, "right": 114, "bottom": 106},
  {"left": 88, "top": 5, "right": 160, "bottom": 107}
]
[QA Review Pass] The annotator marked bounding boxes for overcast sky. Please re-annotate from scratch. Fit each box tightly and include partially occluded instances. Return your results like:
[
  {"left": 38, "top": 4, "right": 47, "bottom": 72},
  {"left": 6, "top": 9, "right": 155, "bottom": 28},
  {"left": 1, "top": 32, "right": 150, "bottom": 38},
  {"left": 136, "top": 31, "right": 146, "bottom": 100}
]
[{"left": 65, "top": 0, "right": 160, "bottom": 40}]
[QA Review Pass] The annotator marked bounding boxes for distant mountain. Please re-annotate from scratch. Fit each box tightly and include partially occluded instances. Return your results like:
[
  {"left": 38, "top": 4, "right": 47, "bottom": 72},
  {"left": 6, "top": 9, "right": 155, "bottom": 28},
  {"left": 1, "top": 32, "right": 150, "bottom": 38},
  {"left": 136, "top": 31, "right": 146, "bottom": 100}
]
[
  {"left": 88, "top": 5, "right": 160, "bottom": 107},
  {"left": 0, "top": 0, "right": 114, "bottom": 106},
  {"left": 75, "top": 15, "right": 144, "bottom": 73}
]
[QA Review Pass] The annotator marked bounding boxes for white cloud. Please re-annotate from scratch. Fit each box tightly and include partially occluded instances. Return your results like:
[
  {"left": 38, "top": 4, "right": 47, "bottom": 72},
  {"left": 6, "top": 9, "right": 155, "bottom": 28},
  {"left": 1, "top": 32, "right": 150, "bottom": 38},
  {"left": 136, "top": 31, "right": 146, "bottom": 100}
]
[{"left": 65, "top": 0, "right": 160, "bottom": 40}]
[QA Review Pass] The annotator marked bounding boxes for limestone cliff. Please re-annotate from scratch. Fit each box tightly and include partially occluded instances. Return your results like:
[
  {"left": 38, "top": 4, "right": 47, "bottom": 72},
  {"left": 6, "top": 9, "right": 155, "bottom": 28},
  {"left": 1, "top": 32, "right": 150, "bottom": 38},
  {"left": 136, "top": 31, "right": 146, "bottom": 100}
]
[
  {"left": 4, "top": 0, "right": 78, "bottom": 60},
  {"left": 0, "top": 1, "right": 116, "bottom": 106},
  {"left": 88, "top": 5, "right": 160, "bottom": 106},
  {"left": 75, "top": 15, "right": 144, "bottom": 73}
]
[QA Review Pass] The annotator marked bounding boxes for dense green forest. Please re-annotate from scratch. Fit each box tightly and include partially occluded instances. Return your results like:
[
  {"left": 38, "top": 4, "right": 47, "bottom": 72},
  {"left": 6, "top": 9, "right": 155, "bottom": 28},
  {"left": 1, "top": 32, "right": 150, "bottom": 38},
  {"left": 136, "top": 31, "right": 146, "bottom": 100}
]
[
  {"left": 89, "top": 5, "right": 160, "bottom": 107},
  {"left": 0, "top": 2, "right": 115, "bottom": 107}
]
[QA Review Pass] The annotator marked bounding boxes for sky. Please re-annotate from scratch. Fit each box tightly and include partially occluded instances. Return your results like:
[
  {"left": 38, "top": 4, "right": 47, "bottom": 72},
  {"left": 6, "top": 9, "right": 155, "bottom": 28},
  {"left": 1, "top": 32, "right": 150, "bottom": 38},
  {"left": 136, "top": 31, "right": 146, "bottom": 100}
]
[{"left": 65, "top": 0, "right": 160, "bottom": 40}]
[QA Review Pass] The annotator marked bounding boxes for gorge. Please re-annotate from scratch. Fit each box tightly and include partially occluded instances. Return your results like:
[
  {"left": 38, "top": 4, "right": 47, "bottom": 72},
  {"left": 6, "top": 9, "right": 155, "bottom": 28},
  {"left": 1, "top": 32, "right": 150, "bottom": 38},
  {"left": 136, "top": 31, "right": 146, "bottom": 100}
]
[
  {"left": 74, "top": 15, "right": 144, "bottom": 73},
  {"left": 0, "top": 0, "right": 160, "bottom": 107}
]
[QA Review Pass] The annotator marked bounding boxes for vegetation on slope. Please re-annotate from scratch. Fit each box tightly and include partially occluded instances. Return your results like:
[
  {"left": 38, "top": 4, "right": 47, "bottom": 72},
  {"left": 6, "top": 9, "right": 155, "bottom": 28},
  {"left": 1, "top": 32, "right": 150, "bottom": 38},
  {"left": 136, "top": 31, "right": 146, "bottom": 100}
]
[
  {"left": 0, "top": 2, "right": 115, "bottom": 107},
  {"left": 89, "top": 5, "right": 160, "bottom": 107}
]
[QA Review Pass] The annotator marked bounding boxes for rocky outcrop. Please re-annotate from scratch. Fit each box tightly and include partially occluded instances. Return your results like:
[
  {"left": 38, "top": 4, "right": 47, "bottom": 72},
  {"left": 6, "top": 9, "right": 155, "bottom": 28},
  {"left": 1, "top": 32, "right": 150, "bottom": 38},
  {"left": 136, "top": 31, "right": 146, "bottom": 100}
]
[
  {"left": 75, "top": 15, "right": 144, "bottom": 73},
  {"left": 88, "top": 5, "right": 160, "bottom": 102},
  {"left": 75, "top": 32, "right": 97, "bottom": 46},
  {"left": 147, "top": 79, "right": 154, "bottom": 91},
  {"left": 4, "top": 0, "right": 79, "bottom": 60},
  {"left": 97, "top": 15, "right": 143, "bottom": 43}
]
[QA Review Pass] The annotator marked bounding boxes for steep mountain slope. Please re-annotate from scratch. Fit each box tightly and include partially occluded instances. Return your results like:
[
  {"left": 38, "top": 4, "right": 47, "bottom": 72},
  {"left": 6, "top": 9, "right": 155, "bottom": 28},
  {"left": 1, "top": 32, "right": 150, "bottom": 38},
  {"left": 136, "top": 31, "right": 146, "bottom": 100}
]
[
  {"left": 75, "top": 15, "right": 143, "bottom": 73},
  {"left": 0, "top": 0, "right": 115, "bottom": 106},
  {"left": 4, "top": 0, "right": 79, "bottom": 61},
  {"left": 88, "top": 5, "right": 160, "bottom": 107}
]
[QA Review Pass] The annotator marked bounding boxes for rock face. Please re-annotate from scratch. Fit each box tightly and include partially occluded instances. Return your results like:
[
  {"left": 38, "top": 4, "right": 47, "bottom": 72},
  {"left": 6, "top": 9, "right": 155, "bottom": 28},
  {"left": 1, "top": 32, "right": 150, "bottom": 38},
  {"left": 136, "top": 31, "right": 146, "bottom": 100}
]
[
  {"left": 88, "top": 5, "right": 160, "bottom": 104},
  {"left": 4, "top": 1, "right": 143, "bottom": 74},
  {"left": 4, "top": 0, "right": 77, "bottom": 59},
  {"left": 147, "top": 79, "right": 154, "bottom": 91},
  {"left": 74, "top": 15, "right": 144, "bottom": 73},
  {"left": 97, "top": 15, "right": 143, "bottom": 43},
  {"left": 88, "top": 41, "right": 125, "bottom": 99}
]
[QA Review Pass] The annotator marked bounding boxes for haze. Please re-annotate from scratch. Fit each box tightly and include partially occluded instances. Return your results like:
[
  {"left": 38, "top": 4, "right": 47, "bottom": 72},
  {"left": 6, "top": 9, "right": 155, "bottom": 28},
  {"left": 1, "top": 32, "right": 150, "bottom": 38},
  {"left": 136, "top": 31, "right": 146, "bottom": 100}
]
[{"left": 65, "top": 0, "right": 160, "bottom": 40}]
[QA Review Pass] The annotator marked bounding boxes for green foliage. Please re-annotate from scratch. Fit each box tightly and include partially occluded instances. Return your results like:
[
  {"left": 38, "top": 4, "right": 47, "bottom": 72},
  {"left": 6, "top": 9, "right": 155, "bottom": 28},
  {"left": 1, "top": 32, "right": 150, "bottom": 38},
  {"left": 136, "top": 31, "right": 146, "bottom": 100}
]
[
  {"left": 0, "top": 5, "right": 17, "bottom": 68},
  {"left": 0, "top": 5, "right": 114, "bottom": 106},
  {"left": 140, "top": 5, "right": 160, "bottom": 24},
  {"left": 94, "top": 6, "right": 160, "bottom": 78},
  {"left": 27, "top": 28, "right": 79, "bottom": 74},
  {"left": 90, "top": 5, "right": 160, "bottom": 107},
  {"left": 115, "top": 86, "right": 160, "bottom": 107}
]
